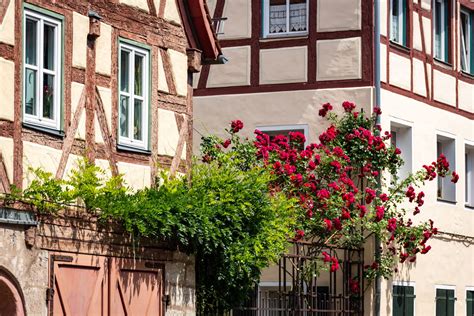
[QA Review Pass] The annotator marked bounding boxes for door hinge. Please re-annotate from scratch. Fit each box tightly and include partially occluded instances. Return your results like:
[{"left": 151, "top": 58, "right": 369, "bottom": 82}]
[{"left": 46, "top": 288, "right": 55, "bottom": 301}]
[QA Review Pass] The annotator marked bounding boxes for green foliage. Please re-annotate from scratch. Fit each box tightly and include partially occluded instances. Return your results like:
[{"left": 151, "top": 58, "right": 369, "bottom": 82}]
[{"left": 11, "top": 156, "right": 296, "bottom": 314}]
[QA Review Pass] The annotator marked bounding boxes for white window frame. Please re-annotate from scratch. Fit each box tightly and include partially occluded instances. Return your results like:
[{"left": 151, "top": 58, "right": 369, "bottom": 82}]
[
  {"left": 434, "top": 0, "right": 448, "bottom": 62},
  {"left": 257, "top": 124, "right": 309, "bottom": 147},
  {"left": 390, "top": 0, "right": 406, "bottom": 45},
  {"left": 466, "top": 286, "right": 474, "bottom": 314},
  {"left": 460, "top": 8, "right": 471, "bottom": 73},
  {"left": 390, "top": 118, "right": 414, "bottom": 181},
  {"left": 436, "top": 132, "right": 456, "bottom": 203},
  {"left": 118, "top": 42, "right": 149, "bottom": 151},
  {"left": 465, "top": 141, "right": 474, "bottom": 208},
  {"left": 23, "top": 9, "right": 62, "bottom": 130},
  {"left": 434, "top": 285, "right": 456, "bottom": 316},
  {"left": 392, "top": 281, "right": 416, "bottom": 316},
  {"left": 263, "top": 0, "right": 309, "bottom": 38}
]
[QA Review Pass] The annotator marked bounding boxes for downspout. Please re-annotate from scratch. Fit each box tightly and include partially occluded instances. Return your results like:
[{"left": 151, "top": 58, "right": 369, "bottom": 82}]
[{"left": 373, "top": 0, "right": 382, "bottom": 316}]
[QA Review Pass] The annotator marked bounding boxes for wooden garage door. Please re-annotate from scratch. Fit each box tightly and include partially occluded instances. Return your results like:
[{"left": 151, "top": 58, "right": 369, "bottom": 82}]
[
  {"left": 109, "top": 258, "right": 164, "bottom": 316},
  {"left": 50, "top": 254, "right": 164, "bottom": 316}
]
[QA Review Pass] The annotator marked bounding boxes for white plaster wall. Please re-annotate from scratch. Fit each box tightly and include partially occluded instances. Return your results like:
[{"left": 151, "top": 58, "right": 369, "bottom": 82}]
[
  {"left": 95, "top": 22, "right": 112, "bottom": 76},
  {"left": 207, "top": 46, "right": 251, "bottom": 87},
  {"left": 0, "top": 226, "right": 49, "bottom": 316},
  {"left": 119, "top": 0, "right": 150, "bottom": 12},
  {"left": 413, "top": 13, "right": 432, "bottom": 56},
  {"left": 0, "top": 0, "right": 14, "bottom": 45},
  {"left": 164, "top": 0, "right": 181, "bottom": 25},
  {"left": 158, "top": 109, "right": 182, "bottom": 158},
  {"left": 420, "top": 0, "right": 431, "bottom": 10},
  {"left": 206, "top": 0, "right": 217, "bottom": 17},
  {"left": 219, "top": 0, "right": 251, "bottom": 39},
  {"left": 72, "top": 12, "right": 88, "bottom": 69},
  {"left": 117, "top": 161, "right": 150, "bottom": 189},
  {"left": 0, "top": 136, "right": 14, "bottom": 182},
  {"left": 317, "top": 0, "right": 361, "bottom": 32},
  {"left": 260, "top": 46, "right": 307, "bottom": 84},
  {"left": 412, "top": 57, "right": 431, "bottom": 97},
  {"left": 168, "top": 49, "right": 188, "bottom": 97},
  {"left": 458, "top": 80, "right": 474, "bottom": 113},
  {"left": 380, "top": 43, "right": 387, "bottom": 83},
  {"left": 433, "top": 69, "right": 456, "bottom": 106},
  {"left": 157, "top": 51, "right": 169, "bottom": 93},
  {"left": 380, "top": 0, "right": 387, "bottom": 37},
  {"left": 97, "top": 86, "right": 112, "bottom": 131},
  {"left": 22, "top": 142, "right": 62, "bottom": 188},
  {"left": 71, "top": 82, "right": 86, "bottom": 140},
  {"left": 0, "top": 57, "right": 14, "bottom": 121},
  {"left": 193, "top": 87, "right": 373, "bottom": 152},
  {"left": 389, "top": 52, "right": 411, "bottom": 91},
  {"left": 316, "top": 37, "right": 361, "bottom": 81}
]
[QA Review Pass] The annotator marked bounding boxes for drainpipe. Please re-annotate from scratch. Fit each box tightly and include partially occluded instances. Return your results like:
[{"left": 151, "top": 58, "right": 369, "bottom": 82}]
[{"left": 374, "top": 0, "right": 382, "bottom": 316}]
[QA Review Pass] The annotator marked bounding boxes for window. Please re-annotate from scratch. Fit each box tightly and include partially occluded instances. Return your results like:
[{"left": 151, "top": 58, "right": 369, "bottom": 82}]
[
  {"left": 437, "top": 134, "right": 456, "bottom": 202},
  {"left": 460, "top": 8, "right": 473, "bottom": 74},
  {"left": 392, "top": 284, "right": 415, "bottom": 316},
  {"left": 390, "top": 0, "right": 408, "bottom": 46},
  {"left": 466, "top": 144, "right": 474, "bottom": 207},
  {"left": 467, "top": 289, "right": 474, "bottom": 316},
  {"left": 258, "top": 124, "right": 308, "bottom": 149},
  {"left": 435, "top": 287, "right": 455, "bottom": 316},
  {"left": 263, "top": 0, "right": 308, "bottom": 38},
  {"left": 390, "top": 121, "right": 413, "bottom": 182},
  {"left": 23, "top": 8, "right": 62, "bottom": 130},
  {"left": 118, "top": 41, "right": 150, "bottom": 151},
  {"left": 434, "top": 0, "right": 450, "bottom": 63}
]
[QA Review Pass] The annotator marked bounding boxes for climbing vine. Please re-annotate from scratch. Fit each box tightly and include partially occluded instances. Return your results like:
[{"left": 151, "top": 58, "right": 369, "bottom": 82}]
[{"left": 1, "top": 101, "right": 459, "bottom": 313}]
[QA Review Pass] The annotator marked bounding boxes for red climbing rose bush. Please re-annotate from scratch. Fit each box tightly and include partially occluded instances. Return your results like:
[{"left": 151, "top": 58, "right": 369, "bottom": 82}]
[{"left": 201, "top": 102, "right": 459, "bottom": 281}]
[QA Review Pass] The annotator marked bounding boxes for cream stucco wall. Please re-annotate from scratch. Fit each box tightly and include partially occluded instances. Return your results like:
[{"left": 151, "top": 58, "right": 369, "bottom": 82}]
[
  {"left": 0, "top": 57, "right": 15, "bottom": 121},
  {"left": 413, "top": 13, "right": 432, "bottom": 56},
  {"left": 389, "top": 52, "right": 411, "bottom": 91},
  {"left": 433, "top": 69, "right": 456, "bottom": 106},
  {"left": 0, "top": 137, "right": 14, "bottom": 183},
  {"left": 412, "top": 57, "right": 432, "bottom": 97},
  {"left": 0, "top": 0, "right": 14, "bottom": 45},
  {"left": 71, "top": 82, "right": 86, "bottom": 140},
  {"left": 207, "top": 46, "right": 251, "bottom": 87},
  {"left": 168, "top": 49, "right": 188, "bottom": 97},
  {"left": 193, "top": 87, "right": 373, "bottom": 152},
  {"left": 72, "top": 12, "right": 88, "bottom": 69},
  {"left": 218, "top": 0, "right": 251, "bottom": 39},
  {"left": 260, "top": 46, "right": 307, "bottom": 84},
  {"left": 316, "top": 37, "right": 362, "bottom": 81},
  {"left": 95, "top": 22, "right": 112, "bottom": 76},
  {"left": 119, "top": 0, "right": 150, "bottom": 12},
  {"left": 118, "top": 161, "right": 151, "bottom": 189},
  {"left": 458, "top": 80, "right": 474, "bottom": 113},
  {"left": 158, "top": 109, "right": 185, "bottom": 159},
  {"left": 164, "top": 0, "right": 181, "bottom": 25},
  {"left": 317, "top": 0, "right": 361, "bottom": 32}
]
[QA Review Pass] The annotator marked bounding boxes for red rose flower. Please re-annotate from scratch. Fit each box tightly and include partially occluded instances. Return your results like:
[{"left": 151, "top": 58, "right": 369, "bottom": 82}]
[
  {"left": 222, "top": 139, "right": 231, "bottom": 148},
  {"left": 294, "top": 229, "right": 305, "bottom": 241},
  {"left": 387, "top": 217, "right": 397, "bottom": 232},
  {"left": 330, "top": 257, "right": 340, "bottom": 272},
  {"left": 322, "top": 251, "right": 331, "bottom": 263},
  {"left": 451, "top": 171, "right": 459, "bottom": 183},
  {"left": 230, "top": 120, "right": 244, "bottom": 133},
  {"left": 342, "top": 101, "right": 356, "bottom": 112},
  {"left": 375, "top": 206, "right": 385, "bottom": 222}
]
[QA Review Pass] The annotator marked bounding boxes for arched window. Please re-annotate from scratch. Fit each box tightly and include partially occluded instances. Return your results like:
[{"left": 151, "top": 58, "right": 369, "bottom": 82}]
[{"left": 0, "top": 268, "right": 26, "bottom": 316}]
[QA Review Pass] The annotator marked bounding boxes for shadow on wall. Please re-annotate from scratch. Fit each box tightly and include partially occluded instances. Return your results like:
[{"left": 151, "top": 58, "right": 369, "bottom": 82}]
[{"left": 0, "top": 267, "right": 26, "bottom": 316}]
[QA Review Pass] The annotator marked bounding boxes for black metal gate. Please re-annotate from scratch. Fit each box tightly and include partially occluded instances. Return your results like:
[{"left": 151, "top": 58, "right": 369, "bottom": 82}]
[{"left": 232, "top": 242, "right": 364, "bottom": 316}]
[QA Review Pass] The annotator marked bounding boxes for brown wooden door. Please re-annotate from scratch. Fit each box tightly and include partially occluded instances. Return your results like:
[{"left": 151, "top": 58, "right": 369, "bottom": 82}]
[
  {"left": 51, "top": 254, "right": 108, "bottom": 316},
  {"left": 109, "top": 258, "right": 164, "bottom": 316}
]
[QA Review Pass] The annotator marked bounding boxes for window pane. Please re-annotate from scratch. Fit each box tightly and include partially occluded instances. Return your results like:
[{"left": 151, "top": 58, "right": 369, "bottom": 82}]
[
  {"left": 392, "top": 0, "right": 400, "bottom": 41},
  {"left": 120, "top": 50, "right": 129, "bottom": 93},
  {"left": 133, "top": 99, "right": 143, "bottom": 141},
  {"left": 120, "top": 95, "right": 129, "bottom": 137},
  {"left": 269, "top": 0, "right": 287, "bottom": 34},
  {"left": 467, "top": 291, "right": 474, "bottom": 316},
  {"left": 43, "top": 24, "right": 55, "bottom": 71},
  {"left": 42, "top": 74, "right": 55, "bottom": 119},
  {"left": 289, "top": 0, "right": 306, "bottom": 32},
  {"left": 460, "top": 13, "right": 469, "bottom": 71},
  {"left": 435, "top": 1, "right": 442, "bottom": 58},
  {"left": 24, "top": 68, "right": 37, "bottom": 115},
  {"left": 134, "top": 54, "right": 143, "bottom": 96},
  {"left": 25, "top": 19, "right": 37, "bottom": 66}
]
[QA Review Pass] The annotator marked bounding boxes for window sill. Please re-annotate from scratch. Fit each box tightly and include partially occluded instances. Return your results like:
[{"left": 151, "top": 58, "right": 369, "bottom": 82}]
[
  {"left": 465, "top": 204, "right": 474, "bottom": 210},
  {"left": 22, "top": 122, "right": 64, "bottom": 138},
  {"left": 460, "top": 70, "right": 474, "bottom": 79},
  {"left": 389, "top": 40, "right": 410, "bottom": 55},
  {"left": 261, "top": 33, "right": 308, "bottom": 41},
  {"left": 433, "top": 58, "right": 453, "bottom": 69},
  {"left": 117, "top": 144, "right": 151, "bottom": 155},
  {"left": 436, "top": 198, "right": 457, "bottom": 205}
]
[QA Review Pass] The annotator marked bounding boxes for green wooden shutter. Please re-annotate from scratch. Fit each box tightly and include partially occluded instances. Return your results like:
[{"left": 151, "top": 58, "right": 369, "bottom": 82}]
[
  {"left": 393, "top": 285, "right": 415, "bottom": 316},
  {"left": 436, "top": 289, "right": 455, "bottom": 316},
  {"left": 467, "top": 290, "right": 474, "bottom": 316}
]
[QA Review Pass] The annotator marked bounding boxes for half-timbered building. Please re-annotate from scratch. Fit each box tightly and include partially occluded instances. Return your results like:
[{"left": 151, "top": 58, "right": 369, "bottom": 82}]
[
  {"left": 194, "top": 0, "right": 474, "bottom": 315},
  {"left": 0, "top": 0, "right": 221, "bottom": 315}
]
